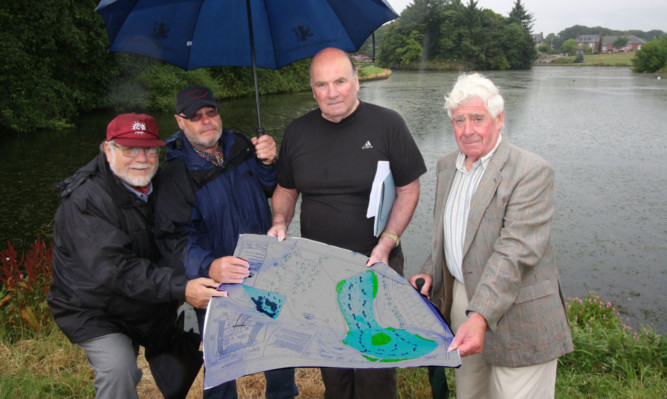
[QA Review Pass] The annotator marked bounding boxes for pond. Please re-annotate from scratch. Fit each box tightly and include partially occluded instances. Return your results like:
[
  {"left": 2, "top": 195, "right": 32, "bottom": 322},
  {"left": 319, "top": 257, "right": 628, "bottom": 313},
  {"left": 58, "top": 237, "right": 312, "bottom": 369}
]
[{"left": 1, "top": 66, "right": 665, "bottom": 333}]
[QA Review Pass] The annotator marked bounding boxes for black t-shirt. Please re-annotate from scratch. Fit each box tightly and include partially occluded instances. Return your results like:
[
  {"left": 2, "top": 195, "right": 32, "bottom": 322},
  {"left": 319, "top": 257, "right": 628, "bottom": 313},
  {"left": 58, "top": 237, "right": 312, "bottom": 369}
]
[{"left": 278, "top": 101, "right": 426, "bottom": 255}]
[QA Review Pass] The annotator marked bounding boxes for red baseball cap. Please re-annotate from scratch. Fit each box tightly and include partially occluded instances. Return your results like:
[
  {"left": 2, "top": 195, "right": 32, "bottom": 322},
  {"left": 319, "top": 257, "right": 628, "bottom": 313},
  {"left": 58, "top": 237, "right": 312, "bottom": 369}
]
[{"left": 106, "top": 113, "right": 166, "bottom": 147}]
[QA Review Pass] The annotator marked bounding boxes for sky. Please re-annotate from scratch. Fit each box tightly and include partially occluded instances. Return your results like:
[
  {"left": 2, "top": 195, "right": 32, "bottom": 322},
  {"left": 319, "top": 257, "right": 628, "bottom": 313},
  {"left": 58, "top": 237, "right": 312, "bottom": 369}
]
[{"left": 385, "top": 0, "right": 667, "bottom": 36}]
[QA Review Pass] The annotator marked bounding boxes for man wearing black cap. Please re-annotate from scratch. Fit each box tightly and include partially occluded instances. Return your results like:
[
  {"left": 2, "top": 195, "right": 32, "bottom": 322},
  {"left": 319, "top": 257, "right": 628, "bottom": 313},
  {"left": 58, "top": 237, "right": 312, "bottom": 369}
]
[
  {"left": 153, "top": 87, "right": 297, "bottom": 399},
  {"left": 47, "top": 113, "right": 227, "bottom": 399}
]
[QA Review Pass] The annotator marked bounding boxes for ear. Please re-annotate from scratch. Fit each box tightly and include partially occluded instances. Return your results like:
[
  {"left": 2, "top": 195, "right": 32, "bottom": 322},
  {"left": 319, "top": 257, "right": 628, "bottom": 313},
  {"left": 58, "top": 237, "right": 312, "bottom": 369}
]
[
  {"left": 495, "top": 110, "right": 505, "bottom": 131},
  {"left": 175, "top": 114, "right": 185, "bottom": 130},
  {"left": 104, "top": 141, "right": 113, "bottom": 163}
]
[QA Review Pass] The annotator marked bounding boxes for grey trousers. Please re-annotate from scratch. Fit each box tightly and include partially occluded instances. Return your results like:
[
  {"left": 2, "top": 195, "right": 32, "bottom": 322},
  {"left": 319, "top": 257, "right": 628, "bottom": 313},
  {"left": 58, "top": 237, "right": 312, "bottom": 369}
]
[{"left": 79, "top": 333, "right": 142, "bottom": 399}]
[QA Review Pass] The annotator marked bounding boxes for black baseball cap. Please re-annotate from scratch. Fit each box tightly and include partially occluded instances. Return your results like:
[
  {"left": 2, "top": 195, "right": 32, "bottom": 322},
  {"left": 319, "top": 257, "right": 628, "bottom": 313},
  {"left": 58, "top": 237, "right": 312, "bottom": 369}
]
[{"left": 175, "top": 85, "right": 218, "bottom": 118}]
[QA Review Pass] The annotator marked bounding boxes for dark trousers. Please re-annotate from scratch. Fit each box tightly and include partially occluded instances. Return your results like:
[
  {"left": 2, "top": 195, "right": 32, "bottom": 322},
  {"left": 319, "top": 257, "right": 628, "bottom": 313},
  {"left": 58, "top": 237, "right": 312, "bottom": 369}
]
[
  {"left": 145, "top": 329, "right": 203, "bottom": 399},
  {"left": 195, "top": 308, "right": 298, "bottom": 399},
  {"left": 321, "top": 367, "right": 397, "bottom": 399}
]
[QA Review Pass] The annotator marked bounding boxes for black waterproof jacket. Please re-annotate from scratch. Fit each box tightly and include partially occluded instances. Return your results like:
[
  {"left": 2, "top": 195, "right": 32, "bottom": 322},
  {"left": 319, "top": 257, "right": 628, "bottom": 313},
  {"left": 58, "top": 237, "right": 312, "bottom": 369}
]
[{"left": 47, "top": 153, "right": 188, "bottom": 346}]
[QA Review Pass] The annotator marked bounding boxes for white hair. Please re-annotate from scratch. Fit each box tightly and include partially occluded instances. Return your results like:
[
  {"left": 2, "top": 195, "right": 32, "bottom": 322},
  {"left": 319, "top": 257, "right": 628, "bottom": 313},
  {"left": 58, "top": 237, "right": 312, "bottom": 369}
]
[{"left": 444, "top": 73, "right": 504, "bottom": 119}]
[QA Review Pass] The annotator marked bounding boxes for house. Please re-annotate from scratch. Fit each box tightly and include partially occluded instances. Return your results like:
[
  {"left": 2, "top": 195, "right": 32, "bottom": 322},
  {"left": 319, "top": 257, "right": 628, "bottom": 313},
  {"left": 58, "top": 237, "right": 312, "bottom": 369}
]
[
  {"left": 353, "top": 53, "right": 373, "bottom": 63},
  {"left": 532, "top": 32, "right": 544, "bottom": 46},
  {"left": 601, "top": 35, "right": 645, "bottom": 53},
  {"left": 576, "top": 34, "right": 602, "bottom": 53}
]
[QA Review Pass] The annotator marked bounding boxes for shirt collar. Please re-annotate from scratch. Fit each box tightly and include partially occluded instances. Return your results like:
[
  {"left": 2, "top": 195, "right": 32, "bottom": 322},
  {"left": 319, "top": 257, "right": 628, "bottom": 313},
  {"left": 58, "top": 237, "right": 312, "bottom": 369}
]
[
  {"left": 455, "top": 134, "right": 503, "bottom": 172},
  {"left": 121, "top": 181, "right": 153, "bottom": 202},
  {"left": 193, "top": 141, "right": 225, "bottom": 167}
]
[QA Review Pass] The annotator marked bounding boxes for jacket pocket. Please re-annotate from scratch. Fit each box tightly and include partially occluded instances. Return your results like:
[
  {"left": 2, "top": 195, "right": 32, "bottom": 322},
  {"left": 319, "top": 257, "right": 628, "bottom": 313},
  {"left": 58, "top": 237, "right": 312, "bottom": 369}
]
[{"left": 514, "top": 279, "right": 556, "bottom": 304}]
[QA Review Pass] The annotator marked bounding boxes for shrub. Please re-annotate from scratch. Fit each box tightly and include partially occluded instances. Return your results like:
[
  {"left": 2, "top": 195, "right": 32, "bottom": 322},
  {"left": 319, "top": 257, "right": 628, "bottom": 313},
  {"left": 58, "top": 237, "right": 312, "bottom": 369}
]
[
  {"left": 0, "top": 237, "right": 53, "bottom": 342},
  {"left": 559, "top": 294, "right": 665, "bottom": 395},
  {"left": 574, "top": 53, "right": 585, "bottom": 63}
]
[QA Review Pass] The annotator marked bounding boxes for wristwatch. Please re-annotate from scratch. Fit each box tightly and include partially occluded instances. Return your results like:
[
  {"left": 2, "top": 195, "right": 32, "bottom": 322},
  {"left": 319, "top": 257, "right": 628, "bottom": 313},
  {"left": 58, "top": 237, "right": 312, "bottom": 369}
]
[{"left": 380, "top": 232, "right": 400, "bottom": 247}]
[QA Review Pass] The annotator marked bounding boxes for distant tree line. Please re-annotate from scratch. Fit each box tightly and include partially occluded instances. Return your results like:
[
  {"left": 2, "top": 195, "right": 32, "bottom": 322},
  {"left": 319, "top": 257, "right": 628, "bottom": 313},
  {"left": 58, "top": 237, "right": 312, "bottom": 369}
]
[
  {"left": 2, "top": 0, "right": 665, "bottom": 133},
  {"left": 543, "top": 25, "right": 665, "bottom": 52}
]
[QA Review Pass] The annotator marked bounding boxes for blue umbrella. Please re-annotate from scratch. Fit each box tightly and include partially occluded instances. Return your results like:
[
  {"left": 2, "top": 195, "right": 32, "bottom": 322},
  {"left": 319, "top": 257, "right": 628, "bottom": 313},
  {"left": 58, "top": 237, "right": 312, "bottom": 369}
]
[{"left": 96, "top": 0, "right": 398, "bottom": 135}]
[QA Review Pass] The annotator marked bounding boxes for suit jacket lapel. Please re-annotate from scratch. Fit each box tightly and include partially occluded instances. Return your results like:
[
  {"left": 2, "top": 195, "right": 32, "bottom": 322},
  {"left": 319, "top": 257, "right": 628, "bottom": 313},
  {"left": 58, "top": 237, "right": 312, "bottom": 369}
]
[{"left": 462, "top": 141, "right": 510, "bottom": 258}]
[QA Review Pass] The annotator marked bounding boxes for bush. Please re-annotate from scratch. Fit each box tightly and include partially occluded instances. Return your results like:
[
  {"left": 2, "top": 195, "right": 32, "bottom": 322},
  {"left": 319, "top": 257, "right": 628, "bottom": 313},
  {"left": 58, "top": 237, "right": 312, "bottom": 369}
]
[
  {"left": 0, "top": 237, "right": 53, "bottom": 342},
  {"left": 574, "top": 53, "right": 585, "bottom": 63},
  {"left": 558, "top": 294, "right": 666, "bottom": 397},
  {"left": 632, "top": 36, "right": 667, "bottom": 72}
]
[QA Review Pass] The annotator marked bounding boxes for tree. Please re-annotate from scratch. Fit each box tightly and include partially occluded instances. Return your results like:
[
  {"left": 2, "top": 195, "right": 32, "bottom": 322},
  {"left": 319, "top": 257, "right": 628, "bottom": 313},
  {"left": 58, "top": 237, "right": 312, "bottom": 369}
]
[
  {"left": 562, "top": 39, "right": 577, "bottom": 54},
  {"left": 396, "top": 31, "right": 424, "bottom": 66},
  {"left": 499, "top": 23, "right": 537, "bottom": 69},
  {"left": 632, "top": 36, "right": 667, "bottom": 72},
  {"left": 0, "top": 0, "right": 117, "bottom": 132},
  {"left": 613, "top": 37, "right": 629, "bottom": 50},
  {"left": 508, "top": 0, "right": 534, "bottom": 33}
]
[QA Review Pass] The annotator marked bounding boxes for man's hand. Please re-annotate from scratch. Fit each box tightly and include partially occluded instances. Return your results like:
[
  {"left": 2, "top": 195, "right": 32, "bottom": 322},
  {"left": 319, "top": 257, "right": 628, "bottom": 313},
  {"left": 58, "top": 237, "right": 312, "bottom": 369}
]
[
  {"left": 267, "top": 222, "right": 288, "bottom": 241},
  {"left": 185, "top": 277, "right": 227, "bottom": 309},
  {"left": 408, "top": 273, "right": 433, "bottom": 298},
  {"left": 251, "top": 135, "right": 276, "bottom": 165},
  {"left": 448, "top": 312, "right": 487, "bottom": 357},
  {"left": 209, "top": 256, "right": 252, "bottom": 283},
  {"left": 365, "top": 236, "right": 395, "bottom": 266}
]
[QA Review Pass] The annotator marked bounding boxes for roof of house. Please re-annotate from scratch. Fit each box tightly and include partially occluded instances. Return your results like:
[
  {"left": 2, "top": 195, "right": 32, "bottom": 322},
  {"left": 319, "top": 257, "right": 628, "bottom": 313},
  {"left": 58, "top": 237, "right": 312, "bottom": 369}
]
[
  {"left": 602, "top": 35, "right": 646, "bottom": 45},
  {"left": 576, "top": 34, "right": 601, "bottom": 43}
]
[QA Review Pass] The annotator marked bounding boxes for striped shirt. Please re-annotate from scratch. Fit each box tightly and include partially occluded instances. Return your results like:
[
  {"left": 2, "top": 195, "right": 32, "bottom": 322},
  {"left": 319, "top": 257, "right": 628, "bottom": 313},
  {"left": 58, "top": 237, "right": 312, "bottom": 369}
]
[{"left": 444, "top": 135, "right": 503, "bottom": 282}]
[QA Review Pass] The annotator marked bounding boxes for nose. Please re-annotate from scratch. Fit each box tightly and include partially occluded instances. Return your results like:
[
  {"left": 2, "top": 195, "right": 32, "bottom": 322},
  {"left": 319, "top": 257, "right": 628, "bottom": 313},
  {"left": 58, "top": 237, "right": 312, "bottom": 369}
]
[
  {"left": 134, "top": 148, "right": 149, "bottom": 161},
  {"left": 326, "top": 85, "right": 338, "bottom": 98},
  {"left": 463, "top": 119, "right": 476, "bottom": 135}
]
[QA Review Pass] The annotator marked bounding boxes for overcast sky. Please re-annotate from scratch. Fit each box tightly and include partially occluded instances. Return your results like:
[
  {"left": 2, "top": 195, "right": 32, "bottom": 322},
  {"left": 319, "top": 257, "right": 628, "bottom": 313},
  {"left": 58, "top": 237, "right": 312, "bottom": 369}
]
[{"left": 385, "top": 0, "right": 667, "bottom": 36}]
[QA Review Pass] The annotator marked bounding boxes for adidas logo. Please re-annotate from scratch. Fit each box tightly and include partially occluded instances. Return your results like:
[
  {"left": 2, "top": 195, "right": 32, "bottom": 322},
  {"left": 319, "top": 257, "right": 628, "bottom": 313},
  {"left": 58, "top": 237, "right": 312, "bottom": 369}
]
[{"left": 361, "top": 140, "right": 373, "bottom": 150}]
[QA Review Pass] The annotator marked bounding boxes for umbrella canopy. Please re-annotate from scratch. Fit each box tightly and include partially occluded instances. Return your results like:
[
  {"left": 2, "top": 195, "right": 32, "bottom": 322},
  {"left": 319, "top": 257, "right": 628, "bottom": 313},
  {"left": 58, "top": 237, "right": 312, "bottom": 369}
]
[{"left": 96, "top": 0, "right": 398, "bottom": 134}]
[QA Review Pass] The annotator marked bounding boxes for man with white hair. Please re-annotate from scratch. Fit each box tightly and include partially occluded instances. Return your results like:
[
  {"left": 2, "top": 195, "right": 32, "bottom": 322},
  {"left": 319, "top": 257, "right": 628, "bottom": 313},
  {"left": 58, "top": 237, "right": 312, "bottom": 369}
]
[{"left": 411, "top": 73, "right": 573, "bottom": 399}]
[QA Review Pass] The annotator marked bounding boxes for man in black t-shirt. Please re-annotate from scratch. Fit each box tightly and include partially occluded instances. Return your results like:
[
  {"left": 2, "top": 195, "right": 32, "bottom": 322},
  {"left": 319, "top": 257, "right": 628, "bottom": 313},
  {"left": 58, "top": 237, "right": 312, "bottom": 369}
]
[{"left": 268, "top": 47, "right": 426, "bottom": 399}]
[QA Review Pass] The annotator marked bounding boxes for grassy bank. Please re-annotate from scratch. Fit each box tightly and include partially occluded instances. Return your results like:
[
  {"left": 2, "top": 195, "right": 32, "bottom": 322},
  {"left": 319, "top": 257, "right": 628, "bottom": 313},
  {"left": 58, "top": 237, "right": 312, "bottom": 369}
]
[
  {"left": 1, "top": 241, "right": 665, "bottom": 398},
  {"left": 543, "top": 52, "right": 636, "bottom": 67},
  {"left": 2, "top": 295, "right": 664, "bottom": 398}
]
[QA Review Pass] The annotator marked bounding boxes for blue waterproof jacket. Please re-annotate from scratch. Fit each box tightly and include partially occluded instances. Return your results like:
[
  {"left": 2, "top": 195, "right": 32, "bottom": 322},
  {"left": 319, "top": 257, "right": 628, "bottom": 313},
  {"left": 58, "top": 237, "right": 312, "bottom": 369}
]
[{"left": 154, "top": 129, "right": 276, "bottom": 279}]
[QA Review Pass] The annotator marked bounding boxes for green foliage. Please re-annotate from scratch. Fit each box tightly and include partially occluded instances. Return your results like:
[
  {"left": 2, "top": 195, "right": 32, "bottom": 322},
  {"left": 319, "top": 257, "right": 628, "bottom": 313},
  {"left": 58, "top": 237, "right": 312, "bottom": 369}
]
[
  {"left": 101, "top": 54, "right": 312, "bottom": 114},
  {"left": 396, "top": 31, "right": 424, "bottom": 66},
  {"left": 0, "top": 1, "right": 311, "bottom": 133},
  {"left": 574, "top": 53, "right": 585, "bottom": 63},
  {"left": 508, "top": 0, "right": 534, "bottom": 32},
  {"left": 562, "top": 39, "right": 577, "bottom": 54},
  {"left": 558, "top": 294, "right": 666, "bottom": 397},
  {"left": 0, "top": 0, "right": 116, "bottom": 132},
  {"left": 613, "top": 37, "right": 629, "bottom": 49},
  {"left": 632, "top": 36, "right": 667, "bottom": 72},
  {"left": 377, "top": 0, "right": 536, "bottom": 71},
  {"left": 0, "top": 237, "right": 53, "bottom": 342}
]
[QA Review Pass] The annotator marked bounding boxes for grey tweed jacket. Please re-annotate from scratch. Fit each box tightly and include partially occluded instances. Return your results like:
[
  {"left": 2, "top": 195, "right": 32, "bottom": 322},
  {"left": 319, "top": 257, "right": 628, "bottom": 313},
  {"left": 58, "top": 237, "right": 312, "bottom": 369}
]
[{"left": 421, "top": 140, "right": 573, "bottom": 367}]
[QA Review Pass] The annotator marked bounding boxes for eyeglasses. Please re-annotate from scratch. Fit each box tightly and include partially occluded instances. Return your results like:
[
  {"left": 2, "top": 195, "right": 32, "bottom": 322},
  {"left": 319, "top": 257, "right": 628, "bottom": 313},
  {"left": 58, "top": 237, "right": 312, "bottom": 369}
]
[
  {"left": 111, "top": 142, "right": 160, "bottom": 157},
  {"left": 180, "top": 108, "right": 219, "bottom": 122}
]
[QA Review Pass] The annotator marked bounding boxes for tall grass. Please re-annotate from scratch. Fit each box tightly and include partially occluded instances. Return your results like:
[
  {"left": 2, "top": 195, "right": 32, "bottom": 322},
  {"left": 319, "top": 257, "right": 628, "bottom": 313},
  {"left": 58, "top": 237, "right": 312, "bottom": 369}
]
[{"left": 1, "top": 240, "right": 664, "bottom": 398}]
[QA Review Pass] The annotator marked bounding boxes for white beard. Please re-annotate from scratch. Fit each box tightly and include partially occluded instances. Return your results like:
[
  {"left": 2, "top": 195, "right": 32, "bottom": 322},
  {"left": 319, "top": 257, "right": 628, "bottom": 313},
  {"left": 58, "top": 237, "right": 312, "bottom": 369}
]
[{"left": 108, "top": 150, "right": 158, "bottom": 187}]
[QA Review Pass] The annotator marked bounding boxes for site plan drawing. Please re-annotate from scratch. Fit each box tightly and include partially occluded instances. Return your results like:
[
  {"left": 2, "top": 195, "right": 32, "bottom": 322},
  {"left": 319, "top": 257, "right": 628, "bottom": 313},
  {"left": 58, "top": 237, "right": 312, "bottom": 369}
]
[{"left": 202, "top": 234, "right": 460, "bottom": 389}]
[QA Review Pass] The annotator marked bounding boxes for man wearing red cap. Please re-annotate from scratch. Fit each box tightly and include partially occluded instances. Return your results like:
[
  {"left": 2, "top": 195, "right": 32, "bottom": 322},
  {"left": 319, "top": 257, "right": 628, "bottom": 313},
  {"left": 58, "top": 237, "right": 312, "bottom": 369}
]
[{"left": 48, "top": 113, "right": 227, "bottom": 399}]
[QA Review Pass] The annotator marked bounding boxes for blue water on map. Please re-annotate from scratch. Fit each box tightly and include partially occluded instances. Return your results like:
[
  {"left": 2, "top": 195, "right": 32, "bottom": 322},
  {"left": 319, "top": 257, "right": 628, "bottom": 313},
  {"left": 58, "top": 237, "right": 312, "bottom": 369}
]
[
  {"left": 243, "top": 285, "right": 286, "bottom": 319},
  {"left": 337, "top": 270, "right": 437, "bottom": 362}
]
